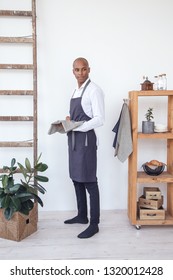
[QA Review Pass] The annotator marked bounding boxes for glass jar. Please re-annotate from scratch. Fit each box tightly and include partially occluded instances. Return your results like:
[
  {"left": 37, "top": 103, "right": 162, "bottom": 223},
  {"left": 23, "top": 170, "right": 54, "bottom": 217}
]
[
  {"left": 162, "top": 74, "right": 167, "bottom": 90},
  {"left": 157, "top": 74, "right": 164, "bottom": 90}
]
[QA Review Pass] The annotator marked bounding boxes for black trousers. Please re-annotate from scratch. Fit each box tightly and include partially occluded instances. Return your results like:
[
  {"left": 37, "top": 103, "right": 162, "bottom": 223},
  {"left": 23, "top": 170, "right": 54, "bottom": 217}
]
[{"left": 73, "top": 180, "right": 100, "bottom": 225}]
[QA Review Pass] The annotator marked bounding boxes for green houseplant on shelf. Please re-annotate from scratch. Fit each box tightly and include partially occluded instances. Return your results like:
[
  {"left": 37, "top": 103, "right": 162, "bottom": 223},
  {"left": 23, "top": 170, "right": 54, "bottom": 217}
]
[
  {"left": 0, "top": 154, "right": 48, "bottom": 220},
  {"left": 142, "top": 107, "right": 155, "bottom": 134}
]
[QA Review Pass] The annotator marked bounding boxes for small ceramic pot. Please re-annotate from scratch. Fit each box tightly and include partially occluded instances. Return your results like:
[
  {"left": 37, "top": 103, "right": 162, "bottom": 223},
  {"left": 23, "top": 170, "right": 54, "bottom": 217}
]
[{"left": 142, "top": 121, "right": 154, "bottom": 134}]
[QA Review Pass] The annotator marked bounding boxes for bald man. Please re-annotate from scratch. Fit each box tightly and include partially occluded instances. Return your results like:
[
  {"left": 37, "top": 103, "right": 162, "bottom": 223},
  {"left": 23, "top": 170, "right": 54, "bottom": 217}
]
[{"left": 64, "top": 58, "right": 105, "bottom": 238}]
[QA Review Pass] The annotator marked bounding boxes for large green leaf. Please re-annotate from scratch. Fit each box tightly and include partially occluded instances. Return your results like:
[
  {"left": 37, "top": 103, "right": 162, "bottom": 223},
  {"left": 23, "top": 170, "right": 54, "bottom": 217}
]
[
  {"left": 19, "top": 200, "right": 34, "bottom": 215},
  {"left": 36, "top": 153, "right": 42, "bottom": 164},
  {"left": 16, "top": 184, "right": 27, "bottom": 194},
  {"left": 30, "top": 183, "right": 46, "bottom": 194},
  {"left": 19, "top": 195, "right": 34, "bottom": 203},
  {"left": 31, "top": 193, "right": 44, "bottom": 207},
  {"left": 34, "top": 175, "right": 49, "bottom": 182},
  {"left": 34, "top": 162, "right": 48, "bottom": 172},
  {"left": 17, "top": 162, "right": 27, "bottom": 179},
  {"left": 15, "top": 192, "right": 34, "bottom": 199},
  {"left": 9, "top": 183, "right": 22, "bottom": 194},
  {"left": 19, "top": 205, "right": 30, "bottom": 216},
  {"left": 0, "top": 193, "right": 6, "bottom": 207},
  {"left": 23, "top": 199, "right": 34, "bottom": 211},
  {"left": 6, "top": 176, "right": 14, "bottom": 189},
  {"left": 10, "top": 196, "right": 21, "bottom": 211},
  {"left": 27, "top": 199, "right": 34, "bottom": 207},
  {"left": 1, "top": 195, "right": 10, "bottom": 208},
  {"left": 11, "top": 158, "right": 16, "bottom": 167},
  {"left": 4, "top": 207, "right": 14, "bottom": 220},
  {"left": 3, "top": 160, "right": 17, "bottom": 174},
  {"left": 26, "top": 186, "right": 37, "bottom": 195},
  {"left": 25, "top": 158, "right": 32, "bottom": 172},
  {"left": 1, "top": 175, "right": 8, "bottom": 188}
]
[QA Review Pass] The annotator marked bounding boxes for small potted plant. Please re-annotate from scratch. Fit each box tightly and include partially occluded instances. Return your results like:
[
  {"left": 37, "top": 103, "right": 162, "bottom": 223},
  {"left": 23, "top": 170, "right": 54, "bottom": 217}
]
[
  {"left": 142, "top": 107, "right": 154, "bottom": 133},
  {"left": 0, "top": 154, "right": 48, "bottom": 241}
]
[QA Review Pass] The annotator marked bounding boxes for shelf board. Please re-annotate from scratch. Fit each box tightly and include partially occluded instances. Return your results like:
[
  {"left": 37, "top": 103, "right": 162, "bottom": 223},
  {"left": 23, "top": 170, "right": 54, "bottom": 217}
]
[
  {"left": 136, "top": 211, "right": 173, "bottom": 226},
  {"left": 129, "top": 90, "right": 173, "bottom": 96},
  {"left": 137, "top": 171, "right": 173, "bottom": 183},
  {"left": 138, "top": 132, "right": 173, "bottom": 139}
]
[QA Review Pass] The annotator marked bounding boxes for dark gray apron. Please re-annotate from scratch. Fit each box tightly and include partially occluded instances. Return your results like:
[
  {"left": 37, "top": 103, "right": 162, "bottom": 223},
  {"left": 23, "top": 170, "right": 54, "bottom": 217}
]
[{"left": 68, "top": 80, "right": 97, "bottom": 182}]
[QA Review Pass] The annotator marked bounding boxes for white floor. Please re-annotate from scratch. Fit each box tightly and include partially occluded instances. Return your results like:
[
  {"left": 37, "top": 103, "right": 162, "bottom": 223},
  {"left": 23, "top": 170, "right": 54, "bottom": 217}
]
[{"left": 0, "top": 210, "right": 173, "bottom": 260}]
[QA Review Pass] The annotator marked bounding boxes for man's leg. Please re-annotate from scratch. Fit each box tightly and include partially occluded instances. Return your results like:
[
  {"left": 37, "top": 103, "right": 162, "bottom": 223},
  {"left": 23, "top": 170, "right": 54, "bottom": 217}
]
[
  {"left": 64, "top": 181, "right": 88, "bottom": 224},
  {"left": 78, "top": 181, "right": 100, "bottom": 238}
]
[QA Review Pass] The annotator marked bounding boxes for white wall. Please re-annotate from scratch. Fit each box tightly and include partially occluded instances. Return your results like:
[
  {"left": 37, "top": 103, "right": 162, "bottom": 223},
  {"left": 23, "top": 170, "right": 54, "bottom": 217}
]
[{"left": 1, "top": 0, "right": 173, "bottom": 211}]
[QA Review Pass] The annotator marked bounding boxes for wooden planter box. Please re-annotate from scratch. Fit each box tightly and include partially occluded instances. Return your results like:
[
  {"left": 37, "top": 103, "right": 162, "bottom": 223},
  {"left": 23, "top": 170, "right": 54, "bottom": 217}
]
[{"left": 0, "top": 204, "right": 38, "bottom": 241}]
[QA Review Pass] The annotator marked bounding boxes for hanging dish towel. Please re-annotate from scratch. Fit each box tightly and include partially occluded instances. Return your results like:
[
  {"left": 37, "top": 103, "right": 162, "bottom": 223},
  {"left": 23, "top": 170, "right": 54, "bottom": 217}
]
[{"left": 112, "top": 102, "right": 133, "bottom": 162}]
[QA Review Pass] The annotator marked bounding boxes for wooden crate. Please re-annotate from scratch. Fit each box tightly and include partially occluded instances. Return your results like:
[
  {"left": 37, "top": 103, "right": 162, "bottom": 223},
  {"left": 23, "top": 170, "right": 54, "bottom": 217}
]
[
  {"left": 143, "top": 187, "right": 162, "bottom": 200},
  {"left": 139, "top": 195, "right": 163, "bottom": 210},
  {"left": 139, "top": 207, "right": 165, "bottom": 220},
  {"left": 0, "top": 203, "right": 38, "bottom": 241}
]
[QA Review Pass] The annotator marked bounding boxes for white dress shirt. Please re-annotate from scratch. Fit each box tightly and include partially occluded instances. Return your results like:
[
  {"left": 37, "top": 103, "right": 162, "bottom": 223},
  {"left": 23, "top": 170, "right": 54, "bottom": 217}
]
[{"left": 72, "top": 78, "right": 105, "bottom": 133}]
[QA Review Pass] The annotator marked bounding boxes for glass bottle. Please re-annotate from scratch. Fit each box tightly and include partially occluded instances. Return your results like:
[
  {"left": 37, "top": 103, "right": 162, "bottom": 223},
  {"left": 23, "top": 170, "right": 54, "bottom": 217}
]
[
  {"left": 162, "top": 74, "right": 167, "bottom": 90},
  {"left": 154, "top": 75, "right": 158, "bottom": 90},
  {"left": 157, "top": 74, "right": 163, "bottom": 90}
]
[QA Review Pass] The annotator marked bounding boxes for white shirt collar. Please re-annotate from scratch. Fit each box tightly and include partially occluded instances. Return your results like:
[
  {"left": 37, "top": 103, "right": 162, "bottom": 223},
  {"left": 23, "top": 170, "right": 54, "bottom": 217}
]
[{"left": 76, "top": 78, "right": 90, "bottom": 90}]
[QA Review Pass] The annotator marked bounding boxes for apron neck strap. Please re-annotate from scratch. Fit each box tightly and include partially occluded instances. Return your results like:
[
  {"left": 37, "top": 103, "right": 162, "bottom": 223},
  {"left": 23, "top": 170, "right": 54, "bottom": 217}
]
[
  {"left": 72, "top": 79, "right": 91, "bottom": 98},
  {"left": 81, "top": 79, "right": 91, "bottom": 97}
]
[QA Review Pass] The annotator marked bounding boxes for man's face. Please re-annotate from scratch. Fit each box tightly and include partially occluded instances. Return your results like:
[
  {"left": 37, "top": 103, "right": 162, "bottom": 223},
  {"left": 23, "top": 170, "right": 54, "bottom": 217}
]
[{"left": 73, "top": 59, "right": 90, "bottom": 87}]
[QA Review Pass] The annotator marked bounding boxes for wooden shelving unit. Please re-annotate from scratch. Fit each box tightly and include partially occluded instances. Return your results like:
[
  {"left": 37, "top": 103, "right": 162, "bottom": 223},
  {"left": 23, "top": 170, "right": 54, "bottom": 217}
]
[{"left": 128, "top": 90, "right": 173, "bottom": 228}]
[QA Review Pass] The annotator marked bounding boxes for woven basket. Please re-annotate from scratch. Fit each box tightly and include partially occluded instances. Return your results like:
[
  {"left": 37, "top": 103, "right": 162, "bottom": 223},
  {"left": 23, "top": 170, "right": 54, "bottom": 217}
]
[{"left": 0, "top": 203, "right": 38, "bottom": 241}]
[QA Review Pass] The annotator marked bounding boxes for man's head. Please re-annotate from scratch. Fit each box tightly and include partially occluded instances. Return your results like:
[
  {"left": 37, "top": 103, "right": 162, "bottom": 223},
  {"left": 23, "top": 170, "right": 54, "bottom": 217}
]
[{"left": 73, "top": 57, "right": 90, "bottom": 87}]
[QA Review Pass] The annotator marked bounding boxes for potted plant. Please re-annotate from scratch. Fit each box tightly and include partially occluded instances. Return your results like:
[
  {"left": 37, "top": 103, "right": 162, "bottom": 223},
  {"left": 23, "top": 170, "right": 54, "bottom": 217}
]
[
  {"left": 0, "top": 154, "right": 48, "bottom": 241},
  {"left": 142, "top": 107, "right": 154, "bottom": 134}
]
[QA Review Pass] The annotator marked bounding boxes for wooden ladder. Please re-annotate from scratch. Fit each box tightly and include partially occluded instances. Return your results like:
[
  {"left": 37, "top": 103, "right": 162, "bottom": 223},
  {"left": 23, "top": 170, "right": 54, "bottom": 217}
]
[{"left": 0, "top": 0, "right": 37, "bottom": 171}]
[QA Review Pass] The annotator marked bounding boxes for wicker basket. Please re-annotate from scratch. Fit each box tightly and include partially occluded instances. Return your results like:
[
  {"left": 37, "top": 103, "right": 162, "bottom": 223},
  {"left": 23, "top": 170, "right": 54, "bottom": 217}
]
[{"left": 0, "top": 203, "right": 38, "bottom": 241}]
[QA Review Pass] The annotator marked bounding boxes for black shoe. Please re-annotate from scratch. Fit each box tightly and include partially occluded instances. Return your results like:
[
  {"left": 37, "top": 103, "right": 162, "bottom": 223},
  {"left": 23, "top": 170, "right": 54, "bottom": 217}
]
[
  {"left": 78, "top": 224, "right": 99, "bottom": 238},
  {"left": 64, "top": 216, "right": 88, "bottom": 224}
]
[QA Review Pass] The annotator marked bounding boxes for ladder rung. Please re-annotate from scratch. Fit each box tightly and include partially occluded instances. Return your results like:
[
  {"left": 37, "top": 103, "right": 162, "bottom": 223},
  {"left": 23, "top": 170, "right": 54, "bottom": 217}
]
[
  {"left": 0, "top": 168, "right": 20, "bottom": 174},
  {"left": 0, "top": 116, "right": 33, "bottom": 121},
  {"left": 0, "top": 37, "right": 33, "bottom": 43},
  {"left": 0, "top": 90, "right": 33, "bottom": 95},
  {"left": 0, "top": 10, "right": 32, "bottom": 17},
  {"left": 0, "top": 141, "right": 33, "bottom": 148},
  {"left": 0, "top": 168, "right": 23, "bottom": 174},
  {"left": 0, "top": 64, "right": 33, "bottom": 70}
]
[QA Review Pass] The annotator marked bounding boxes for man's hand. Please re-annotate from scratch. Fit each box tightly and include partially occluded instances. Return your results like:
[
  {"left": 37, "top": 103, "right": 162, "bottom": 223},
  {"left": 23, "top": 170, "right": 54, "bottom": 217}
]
[{"left": 66, "top": 116, "right": 71, "bottom": 121}]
